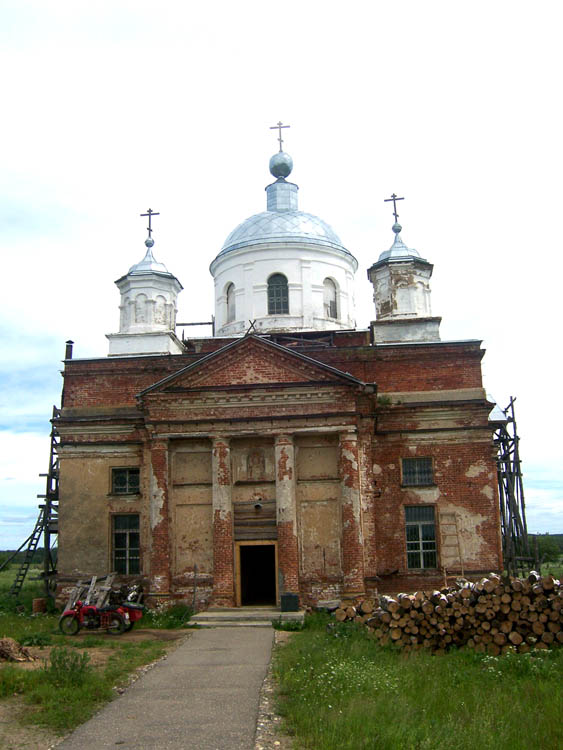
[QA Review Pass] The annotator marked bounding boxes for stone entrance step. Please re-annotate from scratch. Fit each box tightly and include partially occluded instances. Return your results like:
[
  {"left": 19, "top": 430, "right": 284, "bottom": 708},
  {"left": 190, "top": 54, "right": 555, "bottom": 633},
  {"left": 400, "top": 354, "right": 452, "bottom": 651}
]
[{"left": 191, "top": 607, "right": 305, "bottom": 628}]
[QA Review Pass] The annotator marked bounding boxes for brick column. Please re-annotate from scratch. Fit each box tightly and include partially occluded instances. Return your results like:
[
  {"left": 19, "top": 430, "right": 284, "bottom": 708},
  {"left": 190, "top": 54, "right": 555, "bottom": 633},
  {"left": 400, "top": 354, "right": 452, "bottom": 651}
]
[
  {"left": 148, "top": 438, "right": 171, "bottom": 595},
  {"left": 212, "top": 437, "right": 235, "bottom": 606},
  {"left": 339, "top": 432, "right": 365, "bottom": 597},
  {"left": 275, "top": 434, "right": 300, "bottom": 596}
]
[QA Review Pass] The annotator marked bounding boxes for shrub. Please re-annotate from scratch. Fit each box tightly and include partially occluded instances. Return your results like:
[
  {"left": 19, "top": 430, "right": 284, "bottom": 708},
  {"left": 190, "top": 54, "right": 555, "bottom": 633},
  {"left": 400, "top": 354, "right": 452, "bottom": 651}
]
[
  {"left": 43, "top": 647, "right": 92, "bottom": 687},
  {"left": 18, "top": 632, "right": 52, "bottom": 648},
  {"left": 144, "top": 603, "right": 193, "bottom": 629}
]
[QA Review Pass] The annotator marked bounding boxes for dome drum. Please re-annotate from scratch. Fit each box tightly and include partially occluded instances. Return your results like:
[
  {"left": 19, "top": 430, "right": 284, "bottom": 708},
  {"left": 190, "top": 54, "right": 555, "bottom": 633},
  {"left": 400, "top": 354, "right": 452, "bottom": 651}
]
[{"left": 212, "top": 242, "right": 356, "bottom": 336}]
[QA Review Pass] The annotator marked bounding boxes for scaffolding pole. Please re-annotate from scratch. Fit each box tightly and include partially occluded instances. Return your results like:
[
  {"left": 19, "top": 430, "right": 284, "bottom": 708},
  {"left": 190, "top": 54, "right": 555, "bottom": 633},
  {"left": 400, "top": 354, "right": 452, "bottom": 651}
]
[{"left": 494, "top": 397, "right": 536, "bottom": 577}]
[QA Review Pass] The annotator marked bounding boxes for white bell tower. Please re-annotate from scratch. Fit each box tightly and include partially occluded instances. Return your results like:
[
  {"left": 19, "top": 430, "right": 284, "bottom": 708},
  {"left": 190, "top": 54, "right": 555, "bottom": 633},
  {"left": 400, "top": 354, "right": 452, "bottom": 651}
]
[
  {"left": 107, "top": 210, "right": 184, "bottom": 357},
  {"left": 367, "top": 196, "right": 441, "bottom": 343}
]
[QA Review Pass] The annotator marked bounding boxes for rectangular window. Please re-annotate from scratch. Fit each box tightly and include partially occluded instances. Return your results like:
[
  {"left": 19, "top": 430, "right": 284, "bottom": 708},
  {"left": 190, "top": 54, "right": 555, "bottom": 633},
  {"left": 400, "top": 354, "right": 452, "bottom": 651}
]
[
  {"left": 402, "top": 457, "right": 434, "bottom": 486},
  {"left": 111, "top": 467, "right": 140, "bottom": 495},
  {"left": 405, "top": 506, "right": 437, "bottom": 569},
  {"left": 113, "top": 514, "right": 140, "bottom": 575}
]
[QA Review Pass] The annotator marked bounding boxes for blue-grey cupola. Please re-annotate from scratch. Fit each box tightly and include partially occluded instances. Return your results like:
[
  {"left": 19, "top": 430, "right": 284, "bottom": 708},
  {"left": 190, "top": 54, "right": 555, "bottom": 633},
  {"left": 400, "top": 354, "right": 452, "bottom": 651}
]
[{"left": 210, "top": 148, "right": 358, "bottom": 336}]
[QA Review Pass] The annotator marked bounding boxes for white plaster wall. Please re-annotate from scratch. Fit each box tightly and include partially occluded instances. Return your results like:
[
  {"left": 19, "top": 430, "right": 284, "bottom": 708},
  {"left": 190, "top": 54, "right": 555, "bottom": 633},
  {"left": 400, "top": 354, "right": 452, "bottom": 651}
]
[
  {"left": 107, "top": 331, "right": 185, "bottom": 356},
  {"left": 371, "top": 261, "right": 433, "bottom": 321},
  {"left": 115, "top": 274, "right": 182, "bottom": 335},
  {"left": 210, "top": 242, "right": 358, "bottom": 335}
]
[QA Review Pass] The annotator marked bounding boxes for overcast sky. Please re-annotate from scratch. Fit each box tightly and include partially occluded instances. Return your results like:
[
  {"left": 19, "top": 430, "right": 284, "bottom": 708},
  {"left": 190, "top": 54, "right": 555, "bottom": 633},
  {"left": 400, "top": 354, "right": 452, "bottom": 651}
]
[{"left": 1, "top": 1, "right": 561, "bottom": 550}]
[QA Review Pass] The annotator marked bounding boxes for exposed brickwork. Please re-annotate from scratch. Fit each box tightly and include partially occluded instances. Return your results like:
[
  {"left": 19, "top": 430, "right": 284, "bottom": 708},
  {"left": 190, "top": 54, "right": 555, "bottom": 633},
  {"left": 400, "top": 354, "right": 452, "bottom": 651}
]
[
  {"left": 278, "top": 520, "right": 300, "bottom": 593},
  {"left": 372, "top": 436, "right": 502, "bottom": 593},
  {"left": 148, "top": 439, "right": 171, "bottom": 594},
  {"left": 275, "top": 435, "right": 299, "bottom": 597},
  {"left": 212, "top": 511, "right": 235, "bottom": 606},
  {"left": 339, "top": 434, "right": 365, "bottom": 596},
  {"left": 57, "top": 332, "right": 502, "bottom": 606},
  {"left": 211, "top": 438, "right": 235, "bottom": 606}
]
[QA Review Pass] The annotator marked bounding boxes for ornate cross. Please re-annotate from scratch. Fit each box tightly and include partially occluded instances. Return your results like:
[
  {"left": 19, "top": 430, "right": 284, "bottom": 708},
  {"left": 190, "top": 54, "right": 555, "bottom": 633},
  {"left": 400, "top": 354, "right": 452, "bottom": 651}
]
[
  {"left": 140, "top": 208, "right": 160, "bottom": 238},
  {"left": 270, "top": 121, "right": 290, "bottom": 152},
  {"left": 384, "top": 193, "right": 404, "bottom": 222}
]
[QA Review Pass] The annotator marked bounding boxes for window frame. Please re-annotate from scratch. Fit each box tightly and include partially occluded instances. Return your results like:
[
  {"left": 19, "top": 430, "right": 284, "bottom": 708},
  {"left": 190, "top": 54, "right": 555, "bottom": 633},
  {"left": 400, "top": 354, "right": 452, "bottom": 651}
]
[
  {"left": 267, "top": 273, "right": 289, "bottom": 315},
  {"left": 112, "top": 513, "right": 140, "bottom": 575},
  {"left": 405, "top": 505, "right": 438, "bottom": 570},
  {"left": 401, "top": 457, "right": 434, "bottom": 487},
  {"left": 323, "top": 278, "right": 338, "bottom": 319},
  {"left": 226, "top": 282, "right": 236, "bottom": 323},
  {"left": 110, "top": 467, "right": 140, "bottom": 495}
]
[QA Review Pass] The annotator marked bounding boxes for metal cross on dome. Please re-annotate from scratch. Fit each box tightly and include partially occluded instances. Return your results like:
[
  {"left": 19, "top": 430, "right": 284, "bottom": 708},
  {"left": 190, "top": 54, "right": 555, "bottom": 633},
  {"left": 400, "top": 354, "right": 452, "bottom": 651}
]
[
  {"left": 270, "top": 121, "right": 290, "bottom": 152},
  {"left": 384, "top": 193, "right": 404, "bottom": 223},
  {"left": 140, "top": 208, "right": 160, "bottom": 238}
]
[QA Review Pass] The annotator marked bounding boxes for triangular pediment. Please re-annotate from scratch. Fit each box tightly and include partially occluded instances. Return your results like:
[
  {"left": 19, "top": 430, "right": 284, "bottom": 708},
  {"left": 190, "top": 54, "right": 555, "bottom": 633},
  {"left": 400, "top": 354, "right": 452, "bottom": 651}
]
[{"left": 139, "top": 335, "right": 364, "bottom": 396}]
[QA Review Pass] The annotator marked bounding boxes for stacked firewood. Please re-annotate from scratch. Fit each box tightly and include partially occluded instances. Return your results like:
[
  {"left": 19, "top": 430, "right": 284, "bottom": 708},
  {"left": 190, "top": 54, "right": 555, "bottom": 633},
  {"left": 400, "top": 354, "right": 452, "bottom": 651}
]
[{"left": 332, "top": 572, "right": 562, "bottom": 654}]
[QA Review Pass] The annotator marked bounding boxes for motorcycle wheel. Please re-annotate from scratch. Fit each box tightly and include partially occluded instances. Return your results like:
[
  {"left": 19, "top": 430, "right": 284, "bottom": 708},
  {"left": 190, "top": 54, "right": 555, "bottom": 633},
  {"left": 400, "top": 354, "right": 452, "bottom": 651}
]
[
  {"left": 124, "top": 622, "right": 134, "bottom": 632},
  {"left": 59, "top": 614, "right": 80, "bottom": 635},
  {"left": 107, "top": 614, "right": 126, "bottom": 635}
]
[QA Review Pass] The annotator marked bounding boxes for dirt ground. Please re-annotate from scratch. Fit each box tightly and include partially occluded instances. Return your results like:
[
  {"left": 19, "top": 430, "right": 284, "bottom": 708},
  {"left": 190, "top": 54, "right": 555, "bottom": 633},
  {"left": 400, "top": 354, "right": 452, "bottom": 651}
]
[{"left": 0, "top": 629, "right": 188, "bottom": 750}]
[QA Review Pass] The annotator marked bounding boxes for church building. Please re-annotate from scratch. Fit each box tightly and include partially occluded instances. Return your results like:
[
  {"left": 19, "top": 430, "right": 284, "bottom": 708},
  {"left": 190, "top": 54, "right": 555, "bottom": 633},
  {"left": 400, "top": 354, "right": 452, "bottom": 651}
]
[{"left": 56, "top": 133, "right": 502, "bottom": 607}]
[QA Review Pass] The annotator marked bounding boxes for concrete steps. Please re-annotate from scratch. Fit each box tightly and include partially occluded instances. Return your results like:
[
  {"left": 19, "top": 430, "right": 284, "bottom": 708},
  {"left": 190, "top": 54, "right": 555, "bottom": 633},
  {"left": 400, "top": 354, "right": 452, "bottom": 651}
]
[{"left": 191, "top": 607, "right": 305, "bottom": 628}]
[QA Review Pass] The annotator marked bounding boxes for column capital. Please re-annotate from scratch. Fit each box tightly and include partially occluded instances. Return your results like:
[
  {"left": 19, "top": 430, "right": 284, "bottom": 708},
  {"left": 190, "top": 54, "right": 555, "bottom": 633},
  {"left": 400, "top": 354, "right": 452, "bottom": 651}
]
[
  {"left": 275, "top": 433, "right": 294, "bottom": 446},
  {"left": 149, "top": 435, "right": 169, "bottom": 449},
  {"left": 211, "top": 436, "right": 230, "bottom": 448},
  {"left": 339, "top": 431, "right": 358, "bottom": 445}
]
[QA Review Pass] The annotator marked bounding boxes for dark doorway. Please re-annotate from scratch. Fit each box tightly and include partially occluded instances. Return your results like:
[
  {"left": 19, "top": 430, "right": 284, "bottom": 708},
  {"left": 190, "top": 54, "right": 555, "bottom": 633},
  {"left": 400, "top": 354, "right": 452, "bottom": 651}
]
[{"left": 240, "top": 544, "right": 276, "bottom": 606}]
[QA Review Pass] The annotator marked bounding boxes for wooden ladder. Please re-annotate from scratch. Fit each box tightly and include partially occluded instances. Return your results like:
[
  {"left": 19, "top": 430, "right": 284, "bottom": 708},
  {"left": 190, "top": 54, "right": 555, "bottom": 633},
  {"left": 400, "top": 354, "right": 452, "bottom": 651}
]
[{"left": 439, "top": 511, "right": 464, "bottom": 582}]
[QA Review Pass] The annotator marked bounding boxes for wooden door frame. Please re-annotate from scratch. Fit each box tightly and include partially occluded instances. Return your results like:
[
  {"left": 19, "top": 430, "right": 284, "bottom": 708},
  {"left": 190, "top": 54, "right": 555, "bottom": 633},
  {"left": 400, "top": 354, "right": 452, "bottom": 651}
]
[{"left": 235, "top": 540, "right": 279, "bottom": 607}]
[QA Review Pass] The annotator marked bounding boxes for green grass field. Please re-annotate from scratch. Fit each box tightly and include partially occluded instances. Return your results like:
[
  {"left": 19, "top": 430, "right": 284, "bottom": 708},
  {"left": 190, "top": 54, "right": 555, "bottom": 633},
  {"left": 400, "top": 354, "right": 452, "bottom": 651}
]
[{"left": 275, "top": 617, "right": 563, "bottom": 750}]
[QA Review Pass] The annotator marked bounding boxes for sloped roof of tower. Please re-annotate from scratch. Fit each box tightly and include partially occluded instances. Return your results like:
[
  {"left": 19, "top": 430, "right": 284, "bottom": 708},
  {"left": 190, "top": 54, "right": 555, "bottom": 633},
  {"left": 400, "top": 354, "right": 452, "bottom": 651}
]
[
  {"left": 127, "top": 238, "right": 175, "bottom": 277},
  {"left": 371, "top": 221, "right": 429, "bottom": 270},
  {"left": 214, "top": 150, "right": 356, "bottom": 263}
]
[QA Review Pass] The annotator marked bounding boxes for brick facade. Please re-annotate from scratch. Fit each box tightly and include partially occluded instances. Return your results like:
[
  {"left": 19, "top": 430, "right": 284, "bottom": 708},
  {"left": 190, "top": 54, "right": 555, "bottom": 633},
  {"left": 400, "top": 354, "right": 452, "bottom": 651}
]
[{"left": 56, "top": 332, "right": 502, "bottom": 607}]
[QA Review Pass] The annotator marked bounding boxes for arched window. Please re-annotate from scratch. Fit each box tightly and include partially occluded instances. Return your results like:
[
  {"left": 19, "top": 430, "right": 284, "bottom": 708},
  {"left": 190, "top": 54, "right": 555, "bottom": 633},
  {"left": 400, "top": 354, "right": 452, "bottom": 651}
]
[
  {"left": 323, "top": 278, "right": 337, "bottom": 319},
  {"left": 268, "top": 274, "right": 289, "bottom": 315},
  {"left": 226, "top": 283, "right": 236, "bottom": 323}
]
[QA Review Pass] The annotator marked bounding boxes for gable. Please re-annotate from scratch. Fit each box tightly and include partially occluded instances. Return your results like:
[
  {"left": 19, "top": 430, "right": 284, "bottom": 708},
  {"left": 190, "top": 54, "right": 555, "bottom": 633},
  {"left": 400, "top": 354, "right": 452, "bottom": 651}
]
[{"left": 139, "top": 335, "right": 364, "bottom": 396}]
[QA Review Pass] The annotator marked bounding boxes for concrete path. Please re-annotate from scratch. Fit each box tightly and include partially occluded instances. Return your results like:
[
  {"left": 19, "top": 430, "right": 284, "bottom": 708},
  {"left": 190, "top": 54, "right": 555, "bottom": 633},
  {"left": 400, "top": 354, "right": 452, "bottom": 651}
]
[{"left": 58, "top": 627, "right": 274, "bottom": 750}]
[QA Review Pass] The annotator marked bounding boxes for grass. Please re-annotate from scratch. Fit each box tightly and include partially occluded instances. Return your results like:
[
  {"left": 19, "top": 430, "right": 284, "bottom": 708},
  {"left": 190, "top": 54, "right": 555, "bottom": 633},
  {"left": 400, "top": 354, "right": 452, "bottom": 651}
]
[
  {"left": 0, "top": 566, "right": 55, "bottom": 615},
  {"left": 540, "top": 556, "right": 563, "bottom": 579},
  {"left": 0, "top": 633, "right": 168, "bottom": 734},
  {"left": 274, "top": 616, "right": 563, "bottom": 750}
]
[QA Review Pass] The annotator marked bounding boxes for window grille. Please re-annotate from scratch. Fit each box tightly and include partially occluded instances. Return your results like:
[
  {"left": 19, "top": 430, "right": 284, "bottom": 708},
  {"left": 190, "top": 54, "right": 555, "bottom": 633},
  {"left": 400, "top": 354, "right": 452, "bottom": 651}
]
[
  {"left": 405, "top": 506, "right": 437, "bottom": 569},
  {"left": 402, "top": 457, "right": 434, "bottom": 486},
  {"left": 111, "top": 467, "right": 140, "bottom": 495},
  {"left": 113, "top": 514, "right": 140, "bottom": 574},
  {"left": 268, "top": 274, "right": 289, "bottom": 314}
]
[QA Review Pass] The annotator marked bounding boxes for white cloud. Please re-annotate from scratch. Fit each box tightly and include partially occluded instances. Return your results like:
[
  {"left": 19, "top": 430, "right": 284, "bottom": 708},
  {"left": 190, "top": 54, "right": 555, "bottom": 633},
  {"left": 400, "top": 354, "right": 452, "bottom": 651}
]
[{"left": 0, "top": 0, "right": 561, "bottom": 548}]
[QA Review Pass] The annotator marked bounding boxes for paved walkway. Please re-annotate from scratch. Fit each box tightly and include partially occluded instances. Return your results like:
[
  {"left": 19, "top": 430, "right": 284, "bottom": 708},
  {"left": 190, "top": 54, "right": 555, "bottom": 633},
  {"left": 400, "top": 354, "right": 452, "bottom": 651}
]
[{"left": 58, "top": 627, "right": 274, "bottom": 750}]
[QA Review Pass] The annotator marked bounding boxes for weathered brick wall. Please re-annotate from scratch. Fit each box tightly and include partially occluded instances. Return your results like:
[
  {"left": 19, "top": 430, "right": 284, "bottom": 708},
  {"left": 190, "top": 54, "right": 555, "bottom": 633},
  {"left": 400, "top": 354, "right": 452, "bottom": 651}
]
[
  {"left": 58, "top": 333, "right": 500, "bottom": 604},
  {"left": 371, "top": 434, "right": 502, "bottom": 593},
  {"left": 62, "top": 338, "right": 485, "bottom": 409}
]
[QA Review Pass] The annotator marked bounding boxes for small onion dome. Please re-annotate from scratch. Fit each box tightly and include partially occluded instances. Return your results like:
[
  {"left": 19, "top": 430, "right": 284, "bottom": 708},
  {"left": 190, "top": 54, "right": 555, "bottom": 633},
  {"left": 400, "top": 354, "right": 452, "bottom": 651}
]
[
  {"left": 376, "top": 223, "right": 425, "bottom": 264},
  {"left": 128, "top": 238, "right": 174, "bottom": 276}
]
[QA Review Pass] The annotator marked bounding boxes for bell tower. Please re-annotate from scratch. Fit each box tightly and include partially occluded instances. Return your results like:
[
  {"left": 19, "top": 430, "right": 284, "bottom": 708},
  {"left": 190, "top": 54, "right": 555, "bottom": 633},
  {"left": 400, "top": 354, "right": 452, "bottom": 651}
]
[
  {"left": 107, "top": 210, "right": 184, "bottom": 356},
  {"left": 367, "top": 195, "right": 441, "bottom": 343}
]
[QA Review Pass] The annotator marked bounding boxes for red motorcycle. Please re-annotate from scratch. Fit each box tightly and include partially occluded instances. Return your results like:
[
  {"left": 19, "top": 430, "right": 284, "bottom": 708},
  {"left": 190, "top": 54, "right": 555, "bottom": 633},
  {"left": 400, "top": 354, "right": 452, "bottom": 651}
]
[
  {"left": 109, "top": 583, "right": 145, "bottom": 632},
  {"left": 59, "top": 600, "right": 130, "bottom": 635}
]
